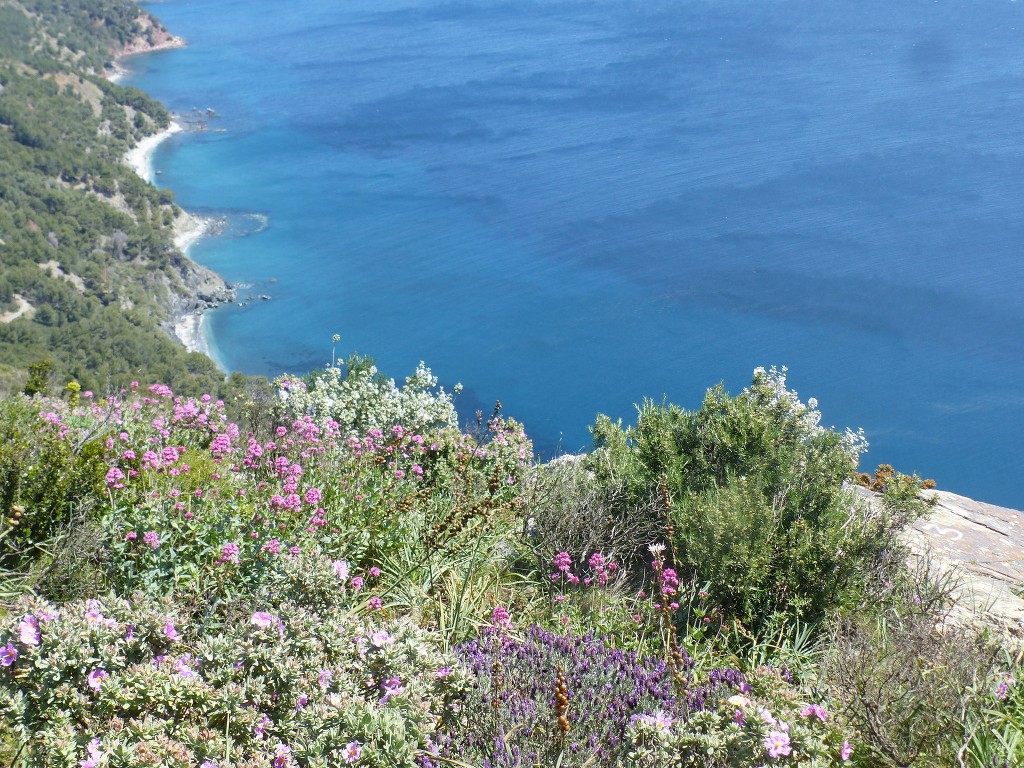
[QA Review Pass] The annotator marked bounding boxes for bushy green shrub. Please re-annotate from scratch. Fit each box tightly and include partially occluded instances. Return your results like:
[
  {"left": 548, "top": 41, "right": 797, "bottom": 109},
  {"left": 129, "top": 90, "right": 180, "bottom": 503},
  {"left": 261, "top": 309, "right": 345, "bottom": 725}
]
[
  {"left": 586, "top": 367, "right": 894, "bottom": 632},
  {"left": 0, "top": 395, "right": 108, "bottom": 582}
]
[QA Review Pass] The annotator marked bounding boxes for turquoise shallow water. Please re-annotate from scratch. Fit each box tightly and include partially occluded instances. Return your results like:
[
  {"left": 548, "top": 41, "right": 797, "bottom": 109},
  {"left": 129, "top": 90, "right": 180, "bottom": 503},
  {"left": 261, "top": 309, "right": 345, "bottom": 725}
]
[{"left": 133, "top": 0, "right": 1024, "bottom": 506}]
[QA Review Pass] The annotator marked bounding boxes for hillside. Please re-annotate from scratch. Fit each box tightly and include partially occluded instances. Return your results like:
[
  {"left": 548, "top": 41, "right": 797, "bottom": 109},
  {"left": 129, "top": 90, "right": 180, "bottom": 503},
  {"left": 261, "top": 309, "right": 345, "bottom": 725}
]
[{"left": 0, "top": 0, "right": 231, "bottom": 396}]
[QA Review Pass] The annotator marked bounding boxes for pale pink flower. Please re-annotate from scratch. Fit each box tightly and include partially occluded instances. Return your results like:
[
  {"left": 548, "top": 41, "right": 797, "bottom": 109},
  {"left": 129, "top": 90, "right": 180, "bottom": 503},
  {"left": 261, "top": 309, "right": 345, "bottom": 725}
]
[
  {"left": 18, "top": 615, "right": 40, "bottom": 646},
  {"left": 800, "top": 703, "right": 827, "bottom": 721},
  {"left": 175, "top": 654, "right": 197, "bottom": 678},
  {"left": 87, "top": 669, "right": 108, "bottom": 690},
  {"left": 765, "top": 729, "right": 791, "bottom": 758},
  {"left": 380, "top": 675, "right": 404, "bottom": 702},
  {"left": 343, "top": 740, "right": 362, "bottom": 763},
  {"left": 369, "top": 630, "right": 392, "bottom": 647},
  {"left": 1, "top": 642, "right": 17, "bottom": 667},
  {"left": 80, "top": 737, "right": 104, "bottom": 768}
]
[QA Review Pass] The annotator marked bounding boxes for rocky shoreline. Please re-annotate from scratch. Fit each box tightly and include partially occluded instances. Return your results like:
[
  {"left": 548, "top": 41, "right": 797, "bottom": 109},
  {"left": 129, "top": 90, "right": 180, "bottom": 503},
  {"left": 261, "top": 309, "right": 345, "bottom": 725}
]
[
  {"left": 112, "top": 27, "right": 234, "bottom": 363},
  {"left": 857, "top": 486, "right": 1024, "bottom": 639},
  {"left": 166, "top": 212, "right": 232, "bottom": 360}
]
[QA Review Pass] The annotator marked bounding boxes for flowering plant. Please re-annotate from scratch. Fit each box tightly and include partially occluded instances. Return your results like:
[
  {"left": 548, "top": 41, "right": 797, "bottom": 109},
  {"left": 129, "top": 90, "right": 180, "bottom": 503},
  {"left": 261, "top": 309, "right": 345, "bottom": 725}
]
[{"left": 0, "top": 596, "right": 462, "bottom": 767}]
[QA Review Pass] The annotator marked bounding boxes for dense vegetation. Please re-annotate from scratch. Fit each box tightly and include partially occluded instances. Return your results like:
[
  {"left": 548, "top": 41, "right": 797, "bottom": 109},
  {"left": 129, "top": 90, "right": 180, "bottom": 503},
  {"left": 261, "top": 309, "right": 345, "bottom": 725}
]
[
  {"left": 0, "top": 0, "right": 225, "bottom": 396},
  {"left": 0, "top": 363, "right": 1021, "bottom": 768},
  {"left": 0, "top": 2, "right": 1021, "bottom": 767}
]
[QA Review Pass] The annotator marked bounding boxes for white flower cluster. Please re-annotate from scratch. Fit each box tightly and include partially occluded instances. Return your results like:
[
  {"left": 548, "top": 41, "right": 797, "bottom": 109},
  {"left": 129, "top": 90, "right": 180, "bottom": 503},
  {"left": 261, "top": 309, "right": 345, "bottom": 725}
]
[
  {"left": 274, "top": 362, "right": 461, "bottom": 436},
  {"left": 745, "top": 365, "right": 867, "bottom": 464}
]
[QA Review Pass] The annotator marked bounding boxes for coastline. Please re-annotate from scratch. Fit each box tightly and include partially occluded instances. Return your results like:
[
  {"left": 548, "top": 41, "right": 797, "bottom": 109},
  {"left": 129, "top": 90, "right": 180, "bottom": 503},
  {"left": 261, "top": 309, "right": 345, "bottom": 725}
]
[
  {"left": 124, "top": 121, "right": 182, "bottom": 184},
  {"left": 113, "top": 35, "right": 231, "bottom": 367},
  {"left": 170, "top": 212, "right": 218, "bottom": 360}
]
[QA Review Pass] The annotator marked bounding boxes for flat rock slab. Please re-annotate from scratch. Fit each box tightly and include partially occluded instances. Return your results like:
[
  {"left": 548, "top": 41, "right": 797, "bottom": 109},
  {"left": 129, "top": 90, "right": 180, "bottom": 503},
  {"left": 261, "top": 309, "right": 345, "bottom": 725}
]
[{"left": 855, "top": 487, "right": 1024, "bottom": 635}]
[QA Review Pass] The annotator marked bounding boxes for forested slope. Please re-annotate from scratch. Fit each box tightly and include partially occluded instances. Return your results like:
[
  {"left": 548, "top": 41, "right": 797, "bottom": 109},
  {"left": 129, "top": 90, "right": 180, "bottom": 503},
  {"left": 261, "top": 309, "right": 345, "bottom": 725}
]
[{"left": 0, "top": 0, "right": 228, "bottom": 396}]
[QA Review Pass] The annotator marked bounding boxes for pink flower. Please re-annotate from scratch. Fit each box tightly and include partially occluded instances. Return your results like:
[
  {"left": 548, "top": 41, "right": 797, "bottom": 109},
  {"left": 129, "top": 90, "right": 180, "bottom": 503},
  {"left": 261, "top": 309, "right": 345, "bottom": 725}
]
[
  {"left": 765, "top": 730, "right": 792, "bottom": 759},
  {"left": 350, "top": 576, "right": 364, "bottom": 592},
  {"left": 380, "top": 675, "right": 404, "bottom": 702},
  {"left": 175, "top": 655, "right": 197, "bottom": 678},
  {"left": 105, "top": 467, "right": 125, "bottom": 489},
  {"left": 143, "top": 530, "right": 160, "bottom": 549},
  {"left": 0, "top": 642, "right": 17, "bottom": 667},
  {"left": 304, "top": 487, "right": 322, "bottom": 505},
  {"left": 253, "top": 714, "right": 271, "bottom": 738},
  {"left": 369, "top": 630, "right": 392, "bottom": 647},
  {"left": 841, "top": 740, "right": 853, "bottom": 760},
  {"left": 800, "top": 703, "right": 828, "bottom": 721},
  {"left": 251, "top": 611, "right": 276, "bottom": 628},
  {"left": 80, "top": 738, "right": 104, "bottom": 768},
  {"left": 343, "top": 741, "right": 362, "bottom": 764},
  {"left": 490, "top": 605, "right": 513, "bottom": 630},
  {"left": 996, "top": 674, "right": 1016, "bottom": 700},
  {"left": 87, "top": 669, "right": 108, "bottom": 690},
  {"left": 333, "top": 560, "right": 349, "bottom": 580},
  {"left": 219, "top": 542, "right": 240, "bottom": 564},
  {"left": 83, "top": 603, "right": 110, "bottom": 626},
  {"left": 660, "top": 567, "right": 679, "bottom": 596},
  {"left": 367, "top": 596, "right": 383, "bottom": 610},
  {"left": 18, "top": 615, "right": 40, "bottom": 646},
  {"left": 262, "top": 539, "right": 282, "bottom": 554},
  {"left": 553, "top": 552, "right": 572, "bottom": 572},
  {"left": 368, "top": 566, "right": 381, "bottom": 578},
  {"left": 251, "top": 611, "right": 284, "bottom": 635},
  {"left": 318, "top": 669, "right": 334, "bottom": 689},
  {"left": 163, "top": 621, "right": 179, "bottom": 641},
  {"left": 272, "top": 744, "right": 294, "bottom": 768}
]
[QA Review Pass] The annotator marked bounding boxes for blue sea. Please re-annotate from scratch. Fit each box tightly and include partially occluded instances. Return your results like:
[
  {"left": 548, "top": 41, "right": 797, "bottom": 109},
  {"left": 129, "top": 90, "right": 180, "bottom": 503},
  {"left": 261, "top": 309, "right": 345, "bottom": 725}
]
[{"left": 130, "top": 0, "right": 1024, "bottom": 507}]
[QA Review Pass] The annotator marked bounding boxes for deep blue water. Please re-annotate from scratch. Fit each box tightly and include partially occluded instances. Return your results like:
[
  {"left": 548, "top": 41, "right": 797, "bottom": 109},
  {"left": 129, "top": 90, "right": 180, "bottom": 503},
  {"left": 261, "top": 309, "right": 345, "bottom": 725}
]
[{"left": 131, "top": 0, "right": 1024, "bottom": 507}]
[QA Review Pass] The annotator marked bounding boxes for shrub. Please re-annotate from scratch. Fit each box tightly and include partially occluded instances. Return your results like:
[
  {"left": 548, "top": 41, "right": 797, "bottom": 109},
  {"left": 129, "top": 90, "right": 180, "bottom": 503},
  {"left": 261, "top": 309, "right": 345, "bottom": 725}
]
[
  {"left": 438, "top": 626, "right": 683, "bottom": 766},
  {"left": 521, "top": 456, "right": 664, "bottom": 578},
  {"left": 272, "top": 357, "right": 461, "bottom": 437},
  {"left": 821, "top": 561, "right": 1001, "bottom": 768},
  {"left": 437, "top": 625, "right": 854, "bottom": 768},
  {"left": 586, "top": 367, "right": 895, "bottom": 632},
  {"left": 0, "top": 595, "right": 462, "bottom": 768},
  {"left": 0, "top": 395, "right": 108, "bottom": 591}
]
